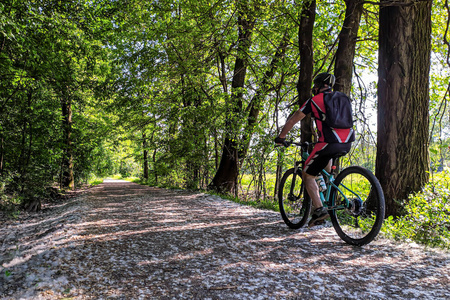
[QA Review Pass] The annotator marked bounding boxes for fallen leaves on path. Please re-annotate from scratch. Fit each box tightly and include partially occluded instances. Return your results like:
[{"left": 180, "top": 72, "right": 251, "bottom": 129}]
[{"left": 1, "top": 179, "right": 449, "bottom": 299}]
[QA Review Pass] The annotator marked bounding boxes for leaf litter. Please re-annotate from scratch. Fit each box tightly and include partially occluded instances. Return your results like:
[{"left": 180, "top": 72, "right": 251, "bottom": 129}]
[{"left": 1, "top": 179, "right": 449, "bottom": 299}]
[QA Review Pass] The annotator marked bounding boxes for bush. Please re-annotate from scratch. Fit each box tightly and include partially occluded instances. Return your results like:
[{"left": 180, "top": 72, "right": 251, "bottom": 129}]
[{"left": 382, "top": 171, "right": 450, "bottom": 249}]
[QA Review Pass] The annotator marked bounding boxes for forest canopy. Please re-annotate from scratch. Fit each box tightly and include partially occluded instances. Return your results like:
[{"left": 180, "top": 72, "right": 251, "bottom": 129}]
[{"left": 0, "top": 0, "right": 449, "bottom": 217}]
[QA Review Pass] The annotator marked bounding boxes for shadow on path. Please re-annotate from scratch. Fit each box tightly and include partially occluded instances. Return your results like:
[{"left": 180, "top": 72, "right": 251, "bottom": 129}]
[{"left": 1, "top": 180, "right": 449, "bottom": 299}]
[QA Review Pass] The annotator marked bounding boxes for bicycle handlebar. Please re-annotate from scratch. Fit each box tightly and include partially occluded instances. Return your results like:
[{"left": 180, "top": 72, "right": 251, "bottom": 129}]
[{"left": 275, "top": 138, "right": 315, "bottom": 150}]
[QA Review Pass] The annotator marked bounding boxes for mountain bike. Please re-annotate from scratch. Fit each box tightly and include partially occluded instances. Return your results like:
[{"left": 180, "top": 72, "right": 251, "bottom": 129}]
[{"left": 278, "top": 141, "right": 385, "bottom": 246}]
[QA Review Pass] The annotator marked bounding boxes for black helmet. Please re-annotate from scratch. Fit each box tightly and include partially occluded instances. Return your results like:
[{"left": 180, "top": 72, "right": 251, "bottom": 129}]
[{"left": 313, "top": 72, "right": 335, "bottom": 89}]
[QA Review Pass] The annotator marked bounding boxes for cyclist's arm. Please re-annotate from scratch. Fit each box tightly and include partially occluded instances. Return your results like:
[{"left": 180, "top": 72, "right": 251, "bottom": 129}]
[{"left": 279, "top": 109, "right": 306, "bottom": 138}]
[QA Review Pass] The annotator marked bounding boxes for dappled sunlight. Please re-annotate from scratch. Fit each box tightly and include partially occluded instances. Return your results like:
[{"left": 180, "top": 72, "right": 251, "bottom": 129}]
[
  {"left": 166, "top": 249, "right": 215, "bottom": 263},
  {"left": 2, "top": 180, "right": 449, "bottom": 299}
]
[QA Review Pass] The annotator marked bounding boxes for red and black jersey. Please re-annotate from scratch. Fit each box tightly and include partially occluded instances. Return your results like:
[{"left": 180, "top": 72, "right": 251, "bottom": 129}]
[{"left": 300, "top": 92, "right": 355, "bottom": 143}]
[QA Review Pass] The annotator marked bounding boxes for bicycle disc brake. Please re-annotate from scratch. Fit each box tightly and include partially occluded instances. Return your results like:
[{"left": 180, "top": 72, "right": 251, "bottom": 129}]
[{"left": 347, "top": 197, "right": 363, "bottom": 216}]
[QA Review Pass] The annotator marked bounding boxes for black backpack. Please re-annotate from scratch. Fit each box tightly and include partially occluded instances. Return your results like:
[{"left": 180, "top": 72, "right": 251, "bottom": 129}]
[{"left": 322, "top": 91, "right": 354, "bottom": 129}]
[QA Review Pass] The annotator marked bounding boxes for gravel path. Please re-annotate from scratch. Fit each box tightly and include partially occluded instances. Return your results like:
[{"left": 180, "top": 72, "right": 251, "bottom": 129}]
[{"left": 1, "top": 179, "right": 449, "bottom": 299}]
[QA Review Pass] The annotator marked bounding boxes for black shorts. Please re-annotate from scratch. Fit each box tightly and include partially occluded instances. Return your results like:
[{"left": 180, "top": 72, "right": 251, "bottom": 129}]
[{"left": 304, "top": 142, "right": 352, "bottom": 176}]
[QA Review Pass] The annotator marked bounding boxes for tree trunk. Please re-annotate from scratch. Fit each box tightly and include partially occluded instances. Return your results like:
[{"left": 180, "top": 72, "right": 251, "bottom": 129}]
[
  {"left": 241, "top": 33, "right": 289, "bottom": 159},
  {"left": 274, "top": 0, "right": 316, "bottom": 198},
  {"left": 61, "top": 97, "right": 74, "bottom": 190},
  {"left": 376, "top": 0, "right": 431, "bottom": 216},
  {"left": 18, "top": 90, "right": 33, "bottom": 193},
  {"left": 333, "top": 0, "right": 364, "bottom": 171},
  {"left": 209, "top": 7, "right": 255, "bottom": 194},
  {"left": 210, "top": 138, "right": 240, "bottom": 194},
  {"left": 152, "top": 149, "right": 158, "bottom": 184},
  {"left": 297, "top": 0, "right": 316, "bottom": 143},
  {"left": 0, "top": 136, "right": 3, "bottom": 176},
  {"left": 334, "top": 0, "right": 364, "bottom": 95},
  {"left": 143, "top": 132, "right": 149, "bottom": 180}
]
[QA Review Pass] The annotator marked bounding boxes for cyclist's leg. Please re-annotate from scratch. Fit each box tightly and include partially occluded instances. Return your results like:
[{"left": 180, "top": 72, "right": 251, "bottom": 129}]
[
  {"left": 324, "top": 159, "right": 332, "bottom": 173},
  {"left": 303, "top": 143, "right": 333, "bottom": 226},
  {"left": 303, "top": 143, "right": 331, "bottom": 207},
  {"left": 302, "top": 172, "right": 321, "bottom": 208},
  {"left": 304, "top": 143, "right": 352, "bottom": 226}
]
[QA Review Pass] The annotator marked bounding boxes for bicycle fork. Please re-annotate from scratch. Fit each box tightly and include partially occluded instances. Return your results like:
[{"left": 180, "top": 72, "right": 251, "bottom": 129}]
[{"left": 289, "top": 161, "right": 302, "bottom": 198}]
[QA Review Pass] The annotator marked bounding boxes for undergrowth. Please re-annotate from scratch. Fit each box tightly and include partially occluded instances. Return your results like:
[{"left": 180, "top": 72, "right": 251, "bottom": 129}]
[{"left": 381, "top": 170, "right": 450, "bottom": 249}]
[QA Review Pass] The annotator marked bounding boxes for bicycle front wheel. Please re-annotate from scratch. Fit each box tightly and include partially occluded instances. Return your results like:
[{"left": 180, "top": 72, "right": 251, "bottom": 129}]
[
  {"left": 330, "top": 166, "right": 385, "bottom": 246},
  {"left": 278, "top": 168, "right": 311, "bottom": 229}
]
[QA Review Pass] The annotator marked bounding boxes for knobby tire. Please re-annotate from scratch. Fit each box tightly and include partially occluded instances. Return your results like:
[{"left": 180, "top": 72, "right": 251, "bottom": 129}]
[
  {"left": 329, "top": 166, "right": 385, "bottom": 246},
  {"left": 278, "top": 168, "right": 311, "bottom": 229}
]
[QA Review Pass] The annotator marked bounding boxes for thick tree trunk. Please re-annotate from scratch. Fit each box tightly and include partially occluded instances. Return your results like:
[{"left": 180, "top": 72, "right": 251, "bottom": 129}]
[
  {"left": 334, "top": 0, "right": 364, "bottom": 95},
  {"left": 209, "top": 8, "right": 255, "bottom": 194},
  {"left": 210, "top": 138, "right": 240, "bottom": 194},
  {"left": 297, "top": 0, "right": 316, "bottom": 143},
  {"left": 376, "top": 0, "right": 431, "bottom": 216},
  {"left": 61, "top": 97, "right": 74, "bottom": 190}
]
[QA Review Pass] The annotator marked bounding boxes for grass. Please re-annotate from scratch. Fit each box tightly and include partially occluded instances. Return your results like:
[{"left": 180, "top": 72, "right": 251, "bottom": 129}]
[{"left": 88, "top": 177, "right": 104, "bottom": 186}]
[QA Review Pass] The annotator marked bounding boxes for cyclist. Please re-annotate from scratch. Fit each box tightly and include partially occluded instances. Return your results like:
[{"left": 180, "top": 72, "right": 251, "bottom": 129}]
[{"left": 275, "top": 72, "right": 355, "bottom": 227}]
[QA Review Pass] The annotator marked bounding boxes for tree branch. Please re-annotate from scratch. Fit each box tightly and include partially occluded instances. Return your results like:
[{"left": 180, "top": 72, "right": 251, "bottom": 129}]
[{"left": 362, "top": 0, "right": 431, "bottom": 7}]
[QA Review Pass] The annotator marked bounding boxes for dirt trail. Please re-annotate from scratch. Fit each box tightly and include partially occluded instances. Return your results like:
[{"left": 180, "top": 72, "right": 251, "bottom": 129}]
[{"left": 1, "top": 179, "right": 449, "bottom": 299}]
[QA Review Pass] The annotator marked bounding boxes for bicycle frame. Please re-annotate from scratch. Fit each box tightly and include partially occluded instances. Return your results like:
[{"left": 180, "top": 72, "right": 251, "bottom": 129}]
[
  {"left": 319, "top": 169, "right": 363, "bottom": 211},
  {"left": 279, "top": 140, "right": 385, "bottom": 245},
  {"left": 292, "top": 143, "right": 362, "bottom": 212},
  {"left": 290, "top": 142, "right": 362, "bottom": 210}
]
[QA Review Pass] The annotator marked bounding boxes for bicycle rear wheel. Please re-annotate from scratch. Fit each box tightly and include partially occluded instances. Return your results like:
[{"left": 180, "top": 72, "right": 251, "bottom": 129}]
[
  {"left": 329, "top": 166, "right": 385, "bottom": 246},
  {"left": 278, "top": 168, "right": 311, "bottom": 229}
]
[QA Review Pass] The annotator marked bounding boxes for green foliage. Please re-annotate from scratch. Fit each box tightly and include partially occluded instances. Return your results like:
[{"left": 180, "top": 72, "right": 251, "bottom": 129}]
[
  {"left": 4, "top": 269, "right": 11, "bottom": 277},
  {"left": 382, "top": 171, "right": 450, "bottom": 249},
  {"left": 0, "top": 173, "right": 20, "bottom": 215},
  {"left": 0, "top": 0, "right": 448, "bottom": 255},
  {"left": 87, "top": 175, "right": 103, "bottom": 186},
  {"left": 0, "top": 0, "right": 119, "bottom": 208},
  {"left": 429, "top": 140, "right": 449, "bottom": 172}
]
